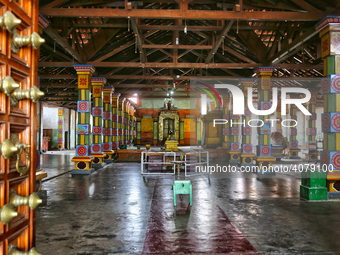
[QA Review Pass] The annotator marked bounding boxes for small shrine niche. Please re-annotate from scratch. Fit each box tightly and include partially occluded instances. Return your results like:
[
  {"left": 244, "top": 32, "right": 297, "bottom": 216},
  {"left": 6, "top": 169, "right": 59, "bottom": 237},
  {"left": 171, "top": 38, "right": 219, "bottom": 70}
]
[{"left": 159, "top": 97, "right": 180, "bottom": 144}]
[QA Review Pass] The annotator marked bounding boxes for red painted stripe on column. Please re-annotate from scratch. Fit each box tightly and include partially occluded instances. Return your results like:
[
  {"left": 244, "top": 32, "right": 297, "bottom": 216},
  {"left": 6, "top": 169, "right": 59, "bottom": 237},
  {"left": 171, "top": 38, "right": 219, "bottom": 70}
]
[{"left": 142, "top": 179, "right": 257, "bottom": 254}]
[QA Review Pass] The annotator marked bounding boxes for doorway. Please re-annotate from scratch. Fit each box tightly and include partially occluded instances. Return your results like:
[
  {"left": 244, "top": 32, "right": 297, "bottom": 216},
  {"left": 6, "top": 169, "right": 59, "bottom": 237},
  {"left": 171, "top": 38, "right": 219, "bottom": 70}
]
[{"left": 163, "top": 118, "right": 174, "bottom": 139}]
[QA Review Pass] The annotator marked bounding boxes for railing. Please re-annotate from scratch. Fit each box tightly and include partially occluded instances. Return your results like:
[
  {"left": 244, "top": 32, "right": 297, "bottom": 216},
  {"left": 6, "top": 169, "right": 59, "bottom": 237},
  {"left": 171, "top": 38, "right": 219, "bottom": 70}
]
[
  {"left": 184, "top": 150, "right": 209, "bottom": 177},
  {"left": 141, "top": 151, "right": 176, "bottom": 175}
]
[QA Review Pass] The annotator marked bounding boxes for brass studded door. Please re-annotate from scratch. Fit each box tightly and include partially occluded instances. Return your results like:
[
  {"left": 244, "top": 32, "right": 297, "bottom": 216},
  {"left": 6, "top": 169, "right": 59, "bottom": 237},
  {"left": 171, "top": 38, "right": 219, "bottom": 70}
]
[{"left": 0, "top": 1, "right": 44, "bottom": 254}]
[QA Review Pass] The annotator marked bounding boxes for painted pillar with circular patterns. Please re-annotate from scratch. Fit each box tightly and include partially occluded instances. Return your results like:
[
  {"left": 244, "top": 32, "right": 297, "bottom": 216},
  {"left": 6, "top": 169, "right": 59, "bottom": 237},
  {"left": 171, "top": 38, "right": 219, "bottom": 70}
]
[
  {"left": 254, "top": 67, "right": 276, "bottom": 173},
  {"left": 240, "top": 79, "right": 255, "bottom": 166},
  {"left": 118, "top": 98, "right": 126, "bottom": 148},
  {"left": 229, "top": 95, "right": 241, "bottom": 164},
  {"left": 91, "top": 78, "right": 107, "bottom": 166},
  {"left": 125, "top": 101, "right": 130, "bottom": 145},
  {"left": 57, "top": 107, "right": 64, "bottom": 149},
  {"left": 288, "top": 98, "right": 300, "bottom": 159},
  {"left": 111, "top": 93, "right": 121, "bottom": 151},
  {"left": 222, "top": 94, "right": 230, "bottom": 151},
  {"left": 306, "top": 15, "right": 340, "bottom": 200},
  {"left": 72, "top": 65, "right": 95, "bottom": 174},
  {"left": 306, "top": 89, "right": 319, "bottom": 161},
  {"left": 102, "top": 86, "right": 115, "bottom": 163}
]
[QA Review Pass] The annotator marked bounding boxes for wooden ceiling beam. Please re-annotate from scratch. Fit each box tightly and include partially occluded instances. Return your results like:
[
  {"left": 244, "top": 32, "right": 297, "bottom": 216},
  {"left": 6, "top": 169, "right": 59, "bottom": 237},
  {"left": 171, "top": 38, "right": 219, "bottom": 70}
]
[
  {"left": 236, "top": 21, "right": 268, "bottom": 63},
  {"left": 39, "top": 8, "right": 325, "bottom": 21},
  {"left": 289, "top": 0, "right": 323, "bottom": 13},
  {"left": 40, "top": 83, "right": 189, "bottom": 88},
  {"left": 206, "top": 20, "right": 234, "bottom": 64},
  {"left": 142, "top": 44, "right": 212, "bottom": 49},
  {"left": 39, "top": 62, "right": 260, "bottom": 68},
  {"left": 38, "top": 62, "right": 323, "bottom": 69},
  {"left": 41, "top": 0, "right": 70, "bottom": 8},
  {"left": 85, "top": 25, "right": 120, "bottom": 60},
  {"left": 41, "top": 44, "right": 73, "bottom": 61},
  {"left": 130, "top": 18, "right": 146, "bottom": 63},
  {"left": 269, "top": 26, "right": 318, "bottom": 64},
  {"left": 43, "top": 25, "right": 85, "bottom": 63}
]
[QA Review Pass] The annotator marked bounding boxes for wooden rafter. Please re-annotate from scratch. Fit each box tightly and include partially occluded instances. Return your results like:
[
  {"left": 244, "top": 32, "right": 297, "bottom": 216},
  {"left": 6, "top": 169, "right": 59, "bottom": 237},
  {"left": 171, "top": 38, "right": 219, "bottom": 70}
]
[
  {"left": 206, "top": 20, "right": 234, "bottom": 64},
  {"left": 43, "top": 25, "right": 85, "bottom": 63},
  {"left": 39, "top": 8, "right": 325, "bottom": 21},
  {"left": 269, "top": 27, "right": 318, "bottom": 64},
  {"left": 130, "top": 18, "right": 146, "bottom": 63}
]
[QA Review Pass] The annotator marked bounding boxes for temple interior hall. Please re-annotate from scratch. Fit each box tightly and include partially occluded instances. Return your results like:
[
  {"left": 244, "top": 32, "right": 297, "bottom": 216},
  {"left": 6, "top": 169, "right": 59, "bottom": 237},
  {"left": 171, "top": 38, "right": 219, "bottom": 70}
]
[{"left": 1, "top": 0, "right": 340, "bottom": 254}]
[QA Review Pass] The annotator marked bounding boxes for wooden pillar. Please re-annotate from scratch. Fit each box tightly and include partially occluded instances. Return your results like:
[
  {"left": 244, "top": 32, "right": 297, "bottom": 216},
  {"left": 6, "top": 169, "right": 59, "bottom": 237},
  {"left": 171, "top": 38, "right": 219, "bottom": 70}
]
[
  {"left": 102, "top": 86, "right": 115, "bottom": 162},
  {"left": 254, "top": 67, "right": 276, "bottom": 173},
  {"left": 111, "top": 93, "right": 120, "bottom": 151},
  {"left": 240, "top": 79, "right": 255, "bottom": 166},
  {"left": 72, "top": 64, "right": 95, "bottom": 174}
]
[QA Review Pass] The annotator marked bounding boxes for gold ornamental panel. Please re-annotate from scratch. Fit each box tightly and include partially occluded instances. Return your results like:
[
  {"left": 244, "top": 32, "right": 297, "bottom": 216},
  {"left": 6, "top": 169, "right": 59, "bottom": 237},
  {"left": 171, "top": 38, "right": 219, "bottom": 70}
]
[{"left": 158, "top": 111, "right": 179, "bottom": 141}]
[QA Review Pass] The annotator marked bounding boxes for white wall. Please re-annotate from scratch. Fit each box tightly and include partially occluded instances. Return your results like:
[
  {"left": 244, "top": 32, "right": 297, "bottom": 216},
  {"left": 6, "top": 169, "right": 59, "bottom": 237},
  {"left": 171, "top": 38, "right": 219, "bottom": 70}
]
[{"left": 43, "top": 106, "right": 59, "bottom": 129}]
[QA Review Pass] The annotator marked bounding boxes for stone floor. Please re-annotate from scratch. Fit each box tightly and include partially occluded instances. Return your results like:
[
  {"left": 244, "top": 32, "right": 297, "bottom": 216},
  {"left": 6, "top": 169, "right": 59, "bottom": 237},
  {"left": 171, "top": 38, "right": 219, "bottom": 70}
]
[{"left": 36, "top": 151, "right": 340, "bottom": 255}]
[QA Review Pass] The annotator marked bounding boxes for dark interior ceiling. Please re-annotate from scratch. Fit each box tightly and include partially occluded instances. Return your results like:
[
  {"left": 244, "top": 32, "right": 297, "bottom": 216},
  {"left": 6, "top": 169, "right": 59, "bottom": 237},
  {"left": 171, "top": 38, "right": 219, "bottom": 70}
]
[{"left": 37, "top": 0, "right": 340, "bottom": 108}]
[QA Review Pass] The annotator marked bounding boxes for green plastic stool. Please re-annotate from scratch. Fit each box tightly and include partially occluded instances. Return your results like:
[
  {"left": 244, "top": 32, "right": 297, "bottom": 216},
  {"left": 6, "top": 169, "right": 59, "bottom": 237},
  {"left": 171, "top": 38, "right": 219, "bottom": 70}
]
[{"left": 173, "top": 180, "right": 192, "bottom": 206}]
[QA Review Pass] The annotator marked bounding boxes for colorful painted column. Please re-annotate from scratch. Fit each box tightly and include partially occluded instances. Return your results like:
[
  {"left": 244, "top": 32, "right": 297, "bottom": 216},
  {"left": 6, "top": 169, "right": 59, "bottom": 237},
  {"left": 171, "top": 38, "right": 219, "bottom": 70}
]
[
  {"left": 57, "top": 107, "right": 63, "bottom": 149},
  {"left": 276, "top": 99, "right": 282, "bottom": 133},
  {"left": 129, "top": 106, "right": 133, "bottom": 144},
  {"left": 118, "top": 98, "right": 126, "bottom": 148},
  {"left": 125, "top": 101, "right": 130, "bottom": 145},
  {"left": 307, "top": 89, "right": 319, "bottom": 161},
  {"left": 153, "top": 117, "right": 158, "bottom": 146},
  {"left": 240, "top": 79, "right": 255, "bottom": 166},
  {"left": 102, "top": 86, "right": 115, "bottom": 163},
  {"left": 136, "top": 117, "right": 141, "bottom": 145},
  {"left": 230, "top": 95, "right": 241, "bottom": 164},
  {"left": 288, "top": 98, "right": 300, "bottom": 159},
  {"left": 254, "top": 67, "right": 276, "bottom": 173},
  {"left": 222, "top": 94, "right": 231, "bottom": 152},
  {"left": 180, "top": 118, "right": 185, "bottom": 145},
  {"left": 91, "top": 77, "right": 107, "bottom": 167},
  {"left": 72, "top": 64, "right": 95, "bottom": 174},
  {"left": 133, "top": 115, "right": 137, "bottom": 143},
  {"left": 111, "top": 93, "right": 120, "bottom": 151},
  {"left": 306, "top": 15, "right": 340, "bottom": 200}
]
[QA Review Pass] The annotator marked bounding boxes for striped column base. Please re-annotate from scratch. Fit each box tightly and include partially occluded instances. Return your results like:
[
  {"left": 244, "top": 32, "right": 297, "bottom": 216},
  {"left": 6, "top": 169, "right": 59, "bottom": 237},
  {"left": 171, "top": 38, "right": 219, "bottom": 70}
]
[
  {"left": 289, "top": 149, "right": 300, "bottom": 159},
  {"left": 327, "top": 172, "right": 340, "bottom": 200},
  {"left": 103, "top": 150, "right": 115, "bottom": 163},
  {"left": 256, "top": 156, "right": 276, "bottom": 175},
  {"left": 240, "top": 153, "right": 255, "bottom": 166},
  {"left": 71, "top": 156, "right": 94, "bottom": 174},
  {"left": 91, "top": 153, "right": 106, "bottom": 167},
  {"left": 229, "top": 151, "right": 241, "bottom": 163},
  {"left": 307, "top": 151, "right": 318, "bottom": 161}
]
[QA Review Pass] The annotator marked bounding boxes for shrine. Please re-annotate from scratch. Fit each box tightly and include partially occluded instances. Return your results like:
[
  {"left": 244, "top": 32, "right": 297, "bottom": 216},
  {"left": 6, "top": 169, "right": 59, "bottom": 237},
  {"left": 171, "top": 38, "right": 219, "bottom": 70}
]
[{"left": 1, "top": 1, "right": 340, "bottom": 254}]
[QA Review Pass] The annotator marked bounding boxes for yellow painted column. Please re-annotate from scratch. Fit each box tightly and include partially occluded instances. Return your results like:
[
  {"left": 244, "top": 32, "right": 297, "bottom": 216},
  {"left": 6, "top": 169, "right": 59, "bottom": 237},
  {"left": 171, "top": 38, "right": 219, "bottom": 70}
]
[
  {"left": 111, "top": 93, "right": 120, "bottom": 151},
  {"left": 71, "top": 64, "right": 95, "bottom": 174},
  {"left": 254, "top": 67, "right": 276, "bottom": 173},
  {"left": 118, "top": 97, "right": 126, "bottom": 148},
  {"left": 240, "top": 79, "right": 255, "bottom": 166},
  {"left": 288, "top": 96, "right": 300, "bottom": 159},
  {"left": 91, "top": 77, "right": 107, "bottom": 166},
  {"left": 102, "top": 86, "right": 115, "bottom": 162}
]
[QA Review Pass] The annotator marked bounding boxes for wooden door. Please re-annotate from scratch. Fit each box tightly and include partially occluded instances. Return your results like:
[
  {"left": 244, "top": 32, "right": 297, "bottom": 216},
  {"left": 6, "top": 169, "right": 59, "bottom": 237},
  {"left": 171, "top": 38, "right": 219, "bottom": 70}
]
[{"left": 0, "top": 0, "right": 43, "bottom": 254}]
